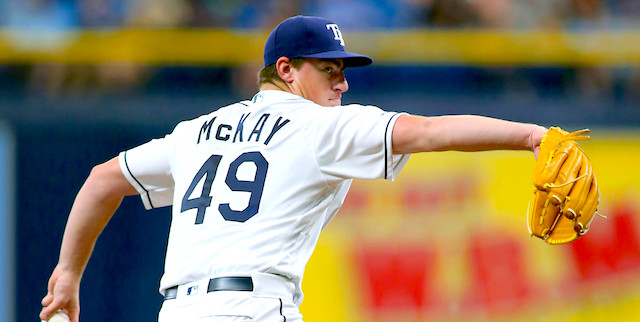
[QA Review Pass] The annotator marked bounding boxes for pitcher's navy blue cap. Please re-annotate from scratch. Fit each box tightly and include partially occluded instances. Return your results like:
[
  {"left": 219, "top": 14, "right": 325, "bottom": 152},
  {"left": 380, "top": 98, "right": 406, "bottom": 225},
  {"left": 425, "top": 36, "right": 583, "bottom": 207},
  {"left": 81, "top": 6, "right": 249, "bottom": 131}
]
[{"left": 263, "top": 15, "right": 373, "bottom": 68}]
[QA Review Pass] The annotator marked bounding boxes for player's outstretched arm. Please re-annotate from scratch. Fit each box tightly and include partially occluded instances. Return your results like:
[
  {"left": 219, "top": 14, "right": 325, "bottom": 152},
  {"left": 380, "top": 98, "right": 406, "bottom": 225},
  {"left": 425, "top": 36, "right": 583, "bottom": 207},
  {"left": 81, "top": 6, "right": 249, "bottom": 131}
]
[
  {"left": 40, "top": 157, "right": 138, "bottom": 322},
  {"left": 392, "top": 114, "right": 547, "bottom": 156}
]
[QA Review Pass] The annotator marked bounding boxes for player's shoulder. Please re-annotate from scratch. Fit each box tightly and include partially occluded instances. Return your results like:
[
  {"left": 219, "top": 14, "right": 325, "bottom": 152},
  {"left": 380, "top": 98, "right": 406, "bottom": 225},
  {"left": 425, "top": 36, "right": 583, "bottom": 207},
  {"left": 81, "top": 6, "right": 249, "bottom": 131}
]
[
  {"left": 340, "top": 103, "right": 386, "bottom": 114},
  {"left": 317, "top": 103, "right": 391, "bottom": 121}
]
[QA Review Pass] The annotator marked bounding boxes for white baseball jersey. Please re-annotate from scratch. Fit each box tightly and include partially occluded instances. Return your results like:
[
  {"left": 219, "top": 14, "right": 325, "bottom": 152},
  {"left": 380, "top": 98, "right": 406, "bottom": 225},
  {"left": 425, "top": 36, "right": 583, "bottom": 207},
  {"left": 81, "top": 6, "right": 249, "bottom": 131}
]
[{"left": 118, "top": 90, "right": 410, "bottom": 305}]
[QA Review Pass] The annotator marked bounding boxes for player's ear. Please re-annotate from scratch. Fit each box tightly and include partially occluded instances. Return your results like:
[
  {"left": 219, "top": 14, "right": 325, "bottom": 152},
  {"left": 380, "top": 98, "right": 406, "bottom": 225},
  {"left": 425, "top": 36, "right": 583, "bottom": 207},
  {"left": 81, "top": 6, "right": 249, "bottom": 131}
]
[{"left": 276, "top": 57, "right": 294, "bottom": 83}]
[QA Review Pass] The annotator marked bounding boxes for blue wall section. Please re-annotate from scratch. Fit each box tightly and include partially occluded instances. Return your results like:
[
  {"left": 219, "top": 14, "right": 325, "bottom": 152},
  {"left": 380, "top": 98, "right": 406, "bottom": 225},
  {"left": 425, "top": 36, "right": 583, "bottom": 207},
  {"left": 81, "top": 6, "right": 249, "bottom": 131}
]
[
  {"left": 0, "top": 121, "right": 15, "bottom": 322},
  {"left": 15, "top": 125, "right": 171, "bottom": 321}
]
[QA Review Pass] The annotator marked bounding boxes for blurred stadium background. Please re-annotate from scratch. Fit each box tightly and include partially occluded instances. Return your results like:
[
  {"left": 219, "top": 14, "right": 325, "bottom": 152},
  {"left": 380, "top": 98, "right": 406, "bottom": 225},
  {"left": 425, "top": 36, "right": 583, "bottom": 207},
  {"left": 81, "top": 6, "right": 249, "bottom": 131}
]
[{"left": 1, "top": 0, "right": 639, "bottom": 321}]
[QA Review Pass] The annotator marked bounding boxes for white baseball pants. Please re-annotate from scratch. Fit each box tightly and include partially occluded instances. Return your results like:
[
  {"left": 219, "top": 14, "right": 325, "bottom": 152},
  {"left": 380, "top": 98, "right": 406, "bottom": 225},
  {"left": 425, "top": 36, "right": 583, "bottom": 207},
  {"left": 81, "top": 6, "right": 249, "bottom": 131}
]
[{"left": 158, "top": 273, "right": 303, "bottom": 321}]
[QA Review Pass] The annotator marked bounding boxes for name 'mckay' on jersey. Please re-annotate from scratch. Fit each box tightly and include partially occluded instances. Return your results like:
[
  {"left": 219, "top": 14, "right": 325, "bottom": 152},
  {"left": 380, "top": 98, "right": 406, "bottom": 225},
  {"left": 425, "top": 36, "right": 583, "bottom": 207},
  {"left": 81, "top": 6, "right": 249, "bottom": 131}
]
[{"left": 197, "top": 112, "right": 290, "bottom": 146}]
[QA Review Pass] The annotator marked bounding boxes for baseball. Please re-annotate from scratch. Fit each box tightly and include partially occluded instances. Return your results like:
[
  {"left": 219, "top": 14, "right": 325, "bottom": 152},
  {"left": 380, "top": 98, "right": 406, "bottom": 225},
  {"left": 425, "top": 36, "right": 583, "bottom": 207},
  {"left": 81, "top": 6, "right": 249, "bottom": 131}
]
[{"left": 42, "top": 311, "right": 70, "bottom": 322}]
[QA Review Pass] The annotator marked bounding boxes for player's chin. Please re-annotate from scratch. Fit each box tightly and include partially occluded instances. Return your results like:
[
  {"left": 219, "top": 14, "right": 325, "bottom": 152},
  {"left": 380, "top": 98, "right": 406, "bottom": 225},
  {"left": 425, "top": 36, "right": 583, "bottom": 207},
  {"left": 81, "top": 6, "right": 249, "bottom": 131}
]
[{"left": 327, "top": 98, "right": 342, "bottom": 106}]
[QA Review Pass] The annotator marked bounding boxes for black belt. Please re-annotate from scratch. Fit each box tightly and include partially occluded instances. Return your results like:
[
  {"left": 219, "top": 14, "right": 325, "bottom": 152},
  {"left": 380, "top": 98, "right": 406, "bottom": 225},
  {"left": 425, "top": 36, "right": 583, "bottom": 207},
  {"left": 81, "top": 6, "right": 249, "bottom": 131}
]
[{"left": 164, "top": 277, "right": 254, "bottom": 300}]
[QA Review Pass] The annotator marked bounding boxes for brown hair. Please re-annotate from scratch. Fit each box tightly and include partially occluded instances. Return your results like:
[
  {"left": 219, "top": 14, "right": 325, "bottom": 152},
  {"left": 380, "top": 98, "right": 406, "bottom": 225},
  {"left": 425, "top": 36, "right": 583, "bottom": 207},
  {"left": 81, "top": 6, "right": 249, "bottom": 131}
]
[{"left": 257, "top": 58, "right": 306, "bottom": 87}]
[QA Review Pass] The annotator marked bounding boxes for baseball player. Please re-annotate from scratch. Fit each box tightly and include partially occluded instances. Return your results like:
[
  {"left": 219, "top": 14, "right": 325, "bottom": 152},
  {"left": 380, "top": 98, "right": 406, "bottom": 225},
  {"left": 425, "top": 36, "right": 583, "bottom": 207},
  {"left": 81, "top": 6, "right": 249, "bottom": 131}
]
[{"left": 40, "top": 15, "right": 547, "bottom": 322}]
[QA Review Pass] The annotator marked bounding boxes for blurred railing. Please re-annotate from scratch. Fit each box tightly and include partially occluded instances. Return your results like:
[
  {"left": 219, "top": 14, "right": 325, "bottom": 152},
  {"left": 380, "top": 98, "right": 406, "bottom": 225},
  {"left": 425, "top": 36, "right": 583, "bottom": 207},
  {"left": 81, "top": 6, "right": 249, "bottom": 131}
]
[{"left": 0, "top": 29, "right": 639, "bottom": 66}]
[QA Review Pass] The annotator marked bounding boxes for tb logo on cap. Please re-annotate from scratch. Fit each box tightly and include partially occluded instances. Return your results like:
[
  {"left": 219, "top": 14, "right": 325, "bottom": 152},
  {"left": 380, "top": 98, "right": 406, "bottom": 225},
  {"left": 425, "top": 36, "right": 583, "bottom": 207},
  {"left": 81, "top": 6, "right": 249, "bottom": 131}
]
[{"left": 326, "top": 24, "right": 345, "bottom": 46}]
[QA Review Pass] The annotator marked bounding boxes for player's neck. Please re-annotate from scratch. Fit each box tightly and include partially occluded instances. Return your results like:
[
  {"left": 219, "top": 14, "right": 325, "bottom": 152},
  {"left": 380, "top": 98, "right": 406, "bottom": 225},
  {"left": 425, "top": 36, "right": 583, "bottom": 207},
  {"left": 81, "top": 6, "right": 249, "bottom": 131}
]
[{"left": 259, "top": 82, "right": 290, "bottom": 93}]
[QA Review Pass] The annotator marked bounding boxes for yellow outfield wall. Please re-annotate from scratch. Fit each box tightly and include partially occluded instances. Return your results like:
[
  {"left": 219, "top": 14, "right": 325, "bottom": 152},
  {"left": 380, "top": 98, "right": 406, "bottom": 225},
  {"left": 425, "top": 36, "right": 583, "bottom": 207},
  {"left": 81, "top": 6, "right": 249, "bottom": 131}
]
[{"left": 300, "top": 129, "right": 640, "bottom": 322}]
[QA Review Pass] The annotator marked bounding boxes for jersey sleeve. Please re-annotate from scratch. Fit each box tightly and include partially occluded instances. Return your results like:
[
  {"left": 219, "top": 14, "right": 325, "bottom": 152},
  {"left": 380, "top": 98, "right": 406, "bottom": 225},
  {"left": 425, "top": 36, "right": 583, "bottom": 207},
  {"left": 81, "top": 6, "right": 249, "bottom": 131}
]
[
  {"left": 118, "top": 135, "right": 175, "bottom": 210},
  {"left": 315, "top": 105, "right": 410, "bottom": 182}
]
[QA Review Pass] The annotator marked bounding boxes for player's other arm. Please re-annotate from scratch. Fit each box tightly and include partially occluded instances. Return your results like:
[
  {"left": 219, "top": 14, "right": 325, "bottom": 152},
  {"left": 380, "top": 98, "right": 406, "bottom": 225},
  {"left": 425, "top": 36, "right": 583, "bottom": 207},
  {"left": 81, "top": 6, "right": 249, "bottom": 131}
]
[
  {"left": 40, "top": 156, "right": 138, "bottom": 322},
  {"left": 392, "top": 114, "right": 547, "bottom": 156}
]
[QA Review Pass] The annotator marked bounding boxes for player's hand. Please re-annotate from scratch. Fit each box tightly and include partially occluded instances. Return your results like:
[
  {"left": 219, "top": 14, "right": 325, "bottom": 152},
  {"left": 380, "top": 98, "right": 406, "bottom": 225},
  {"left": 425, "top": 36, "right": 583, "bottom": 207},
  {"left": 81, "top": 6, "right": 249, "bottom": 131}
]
[{"left": 40, "top": 265, "right": 81, "bottom": 322}]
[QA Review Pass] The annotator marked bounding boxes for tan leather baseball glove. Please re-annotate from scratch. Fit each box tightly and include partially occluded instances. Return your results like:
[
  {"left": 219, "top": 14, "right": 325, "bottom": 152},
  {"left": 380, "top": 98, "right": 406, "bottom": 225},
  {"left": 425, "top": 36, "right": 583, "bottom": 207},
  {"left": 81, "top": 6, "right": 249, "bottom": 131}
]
[{"left": 527, "top": 127, "right": 601, "bottom": 244}]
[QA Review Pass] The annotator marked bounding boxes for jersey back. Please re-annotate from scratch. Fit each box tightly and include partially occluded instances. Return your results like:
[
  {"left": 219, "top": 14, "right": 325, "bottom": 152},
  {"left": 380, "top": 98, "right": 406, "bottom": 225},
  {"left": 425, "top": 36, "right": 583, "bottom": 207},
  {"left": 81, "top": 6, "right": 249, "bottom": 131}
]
[{"left": 119, "top": 90, "right": 410, "bottom": 303}]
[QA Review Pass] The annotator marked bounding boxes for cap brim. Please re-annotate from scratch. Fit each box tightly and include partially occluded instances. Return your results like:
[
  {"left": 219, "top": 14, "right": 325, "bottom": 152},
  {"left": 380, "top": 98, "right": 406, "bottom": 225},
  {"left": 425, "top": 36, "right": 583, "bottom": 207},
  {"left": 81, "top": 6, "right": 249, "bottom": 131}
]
[{"left": 302, "top": 50, "right": 373, "bottom": 67}]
